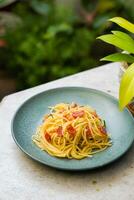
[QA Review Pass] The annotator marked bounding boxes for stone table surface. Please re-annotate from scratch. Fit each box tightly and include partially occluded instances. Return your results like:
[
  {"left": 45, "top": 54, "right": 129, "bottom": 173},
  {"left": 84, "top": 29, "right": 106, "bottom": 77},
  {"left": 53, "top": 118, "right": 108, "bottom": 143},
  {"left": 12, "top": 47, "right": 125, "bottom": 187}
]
[{"left": 1, "top": 63, "right": 134, "bottom": 200}]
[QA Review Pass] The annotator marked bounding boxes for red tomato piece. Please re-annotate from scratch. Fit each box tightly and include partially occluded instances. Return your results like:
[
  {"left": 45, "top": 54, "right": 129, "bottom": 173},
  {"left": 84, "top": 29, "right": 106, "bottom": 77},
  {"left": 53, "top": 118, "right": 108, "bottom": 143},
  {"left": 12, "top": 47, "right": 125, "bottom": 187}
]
[
  {"left": 44, "top": 132, "right": 51, "bottom": 142},
  {"left": 67, "top": 125, "right": 76, "bottom": 136},
  {"left": 85, "top": 126, "right": 92, "bottom": 136},
  {"left": 99, "top": 126, "right": 107, "bottom": 134},
  {"left": 57, "top": 126, "right": 63, "bottom": 136},
  {"left": 72, "top": 110, "right": 85, "bottom": 118}
]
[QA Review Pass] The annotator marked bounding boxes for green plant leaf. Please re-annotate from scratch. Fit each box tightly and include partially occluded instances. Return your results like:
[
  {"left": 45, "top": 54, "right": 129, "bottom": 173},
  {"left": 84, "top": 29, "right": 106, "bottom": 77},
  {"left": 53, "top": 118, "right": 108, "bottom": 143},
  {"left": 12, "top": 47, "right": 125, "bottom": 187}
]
[
  {"left": 111, "top": 31, "right": 134, "bottom": 44},
  {"left": 101, "top": 53, "right": 134, "bottom": 63},
  {"left": 97, "top": 34, "right": 134, "bottom": 53},
  {"left": 43, "top": 23, "right": 73, "bottom": 39},
  {"left": 109, "top": 17, "right": 134, "bottom": 33},
  {"left": 119, "top": 63, "right": 134, "bottom": 110},
  {"left": 30, "top": 0, "right": 52, "bottom": 15}
]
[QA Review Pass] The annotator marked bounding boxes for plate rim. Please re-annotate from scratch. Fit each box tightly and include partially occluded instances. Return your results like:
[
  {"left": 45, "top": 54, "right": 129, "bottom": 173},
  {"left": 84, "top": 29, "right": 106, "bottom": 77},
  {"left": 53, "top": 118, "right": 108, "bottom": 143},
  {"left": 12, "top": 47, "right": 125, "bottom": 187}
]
[{"left": 11, "top": 86, "right": 134, "bottom": 170}]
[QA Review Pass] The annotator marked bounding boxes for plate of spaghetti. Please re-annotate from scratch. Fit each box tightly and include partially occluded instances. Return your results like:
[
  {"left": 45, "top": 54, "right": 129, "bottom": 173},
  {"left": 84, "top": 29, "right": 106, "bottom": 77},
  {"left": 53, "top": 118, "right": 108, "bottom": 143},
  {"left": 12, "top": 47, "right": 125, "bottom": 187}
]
[{"left": 12, "top": 87, "right": 134, "bottom": 170}]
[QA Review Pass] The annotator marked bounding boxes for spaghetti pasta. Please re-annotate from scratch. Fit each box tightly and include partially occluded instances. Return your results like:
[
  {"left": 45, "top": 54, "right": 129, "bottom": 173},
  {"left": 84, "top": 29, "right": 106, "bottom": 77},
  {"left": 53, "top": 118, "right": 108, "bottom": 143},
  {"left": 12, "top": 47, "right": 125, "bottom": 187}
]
[{"left": 32, "top": 103, "right": 111, "bottom": 159}]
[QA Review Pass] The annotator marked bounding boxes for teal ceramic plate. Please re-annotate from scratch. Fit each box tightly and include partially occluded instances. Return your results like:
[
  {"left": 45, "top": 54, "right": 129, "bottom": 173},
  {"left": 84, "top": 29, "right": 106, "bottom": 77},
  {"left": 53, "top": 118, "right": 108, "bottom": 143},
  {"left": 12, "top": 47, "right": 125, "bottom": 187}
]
[{"left": 12, "top": 87, "right": 134, "bottom": 170}]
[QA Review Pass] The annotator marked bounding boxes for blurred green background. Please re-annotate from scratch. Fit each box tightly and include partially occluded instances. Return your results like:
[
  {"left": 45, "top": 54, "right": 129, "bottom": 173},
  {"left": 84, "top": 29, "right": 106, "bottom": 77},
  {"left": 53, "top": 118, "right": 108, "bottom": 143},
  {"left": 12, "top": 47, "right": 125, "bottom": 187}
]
[{"left": 0, "top": 0, "right": 134, "bottom": 97}]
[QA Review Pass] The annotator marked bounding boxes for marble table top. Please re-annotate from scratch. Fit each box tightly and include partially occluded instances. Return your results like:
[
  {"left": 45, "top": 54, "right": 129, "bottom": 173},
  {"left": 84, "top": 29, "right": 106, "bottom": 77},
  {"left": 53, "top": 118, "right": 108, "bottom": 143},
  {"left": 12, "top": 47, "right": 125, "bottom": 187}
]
[{"left": 1, "top": 63, "right": 134, "bottom": 200}]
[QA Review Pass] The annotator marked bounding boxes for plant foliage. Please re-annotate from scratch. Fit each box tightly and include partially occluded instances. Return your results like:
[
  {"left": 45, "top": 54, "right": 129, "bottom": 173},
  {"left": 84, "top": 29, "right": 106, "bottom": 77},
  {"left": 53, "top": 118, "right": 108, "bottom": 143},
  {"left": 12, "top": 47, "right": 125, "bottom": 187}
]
[
  {"left": 1, "top": 1, "right": 134, "bottom": 91},
  {"left": 1, "top": 2, "right": 97, "bottom": 89},
  {"left": 119, "top": 63, "right": 134, "bottom": 110},
  {"left": 98, "top": 17, "right": 134, "bottom": 109}
]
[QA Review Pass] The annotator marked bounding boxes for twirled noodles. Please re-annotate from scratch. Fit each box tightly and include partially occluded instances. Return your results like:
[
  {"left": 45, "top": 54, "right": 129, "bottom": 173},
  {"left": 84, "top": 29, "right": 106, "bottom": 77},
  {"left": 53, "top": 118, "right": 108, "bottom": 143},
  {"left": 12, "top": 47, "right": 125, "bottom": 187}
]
[{"left": 32, "top": 103, "right": 111, "bottom": 159}]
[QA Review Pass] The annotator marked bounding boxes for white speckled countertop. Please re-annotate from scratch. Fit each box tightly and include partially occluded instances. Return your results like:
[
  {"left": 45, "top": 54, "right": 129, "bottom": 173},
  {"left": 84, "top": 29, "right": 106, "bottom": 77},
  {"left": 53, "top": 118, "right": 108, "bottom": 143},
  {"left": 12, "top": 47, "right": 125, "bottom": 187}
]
[{"left": 1, "top": 63, "right": 134, "bottom": 200}]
